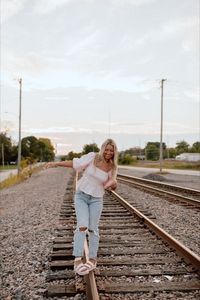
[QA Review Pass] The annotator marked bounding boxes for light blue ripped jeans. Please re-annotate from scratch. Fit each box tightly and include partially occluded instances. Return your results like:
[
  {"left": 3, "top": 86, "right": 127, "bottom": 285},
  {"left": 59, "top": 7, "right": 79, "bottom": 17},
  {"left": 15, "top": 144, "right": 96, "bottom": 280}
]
[{"left": 73, "top": 190, "right": 103, "bottom": 259}]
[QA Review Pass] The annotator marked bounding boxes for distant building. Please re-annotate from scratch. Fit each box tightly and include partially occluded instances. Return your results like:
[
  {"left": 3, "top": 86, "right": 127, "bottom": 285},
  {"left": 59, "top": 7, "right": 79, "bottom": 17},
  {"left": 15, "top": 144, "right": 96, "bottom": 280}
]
[{"left": 175, "top": 153, "right": 200, "bottom": 162}]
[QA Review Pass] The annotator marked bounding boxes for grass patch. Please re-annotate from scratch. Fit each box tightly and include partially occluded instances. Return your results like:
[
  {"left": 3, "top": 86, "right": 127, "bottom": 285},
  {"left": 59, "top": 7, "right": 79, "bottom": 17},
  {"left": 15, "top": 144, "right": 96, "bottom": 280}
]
[
  {"left": 172, "top": 162, "right": 200, "bottom": 170},
  {"left": 126, "top": 160, "right": 200, "bottom": 171},
  {"left": 0, "top": 165, "right": 17, "bottom": 171},
  {"left": 0, "top": 165, "right": 43, "bottom": 190}
]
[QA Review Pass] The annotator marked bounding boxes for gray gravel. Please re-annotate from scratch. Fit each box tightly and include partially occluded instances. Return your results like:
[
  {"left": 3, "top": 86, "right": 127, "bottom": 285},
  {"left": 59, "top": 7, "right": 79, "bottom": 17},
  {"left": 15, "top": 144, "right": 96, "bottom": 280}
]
[
  {"left": 117, "top": 168, "right": 200, "bottom": 257},
  {"left": 116, "top": 182, "right": 200, "bottom": 256},
  {"left": 0, "top": 168, "right": 73, "bottom": 299}
]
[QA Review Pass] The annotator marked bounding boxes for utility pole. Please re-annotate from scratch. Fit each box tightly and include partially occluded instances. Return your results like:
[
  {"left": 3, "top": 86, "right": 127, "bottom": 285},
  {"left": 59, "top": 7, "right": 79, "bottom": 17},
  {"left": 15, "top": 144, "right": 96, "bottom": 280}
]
[
  {"left": 108, "top": 108, "right": 111, "bottom": 138},
  {"left": 159, "top": 79, "right": 167, "bottom": 173},
  {"left": 17, "top": 78, "right": 22, "bottom": 174},
  {"left": 1, "top": 143, "right": 4, "bottom": 168}
]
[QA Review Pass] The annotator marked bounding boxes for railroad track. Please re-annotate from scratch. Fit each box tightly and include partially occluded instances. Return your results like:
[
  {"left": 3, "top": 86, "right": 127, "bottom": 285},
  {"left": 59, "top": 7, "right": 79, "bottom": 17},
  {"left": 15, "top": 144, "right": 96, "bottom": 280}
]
[
  {"left": 117, "top": 173, "right": 200, "bottom": 208},
  {"left": 46, "top": 173, "right": 200, "bottom": 299}
]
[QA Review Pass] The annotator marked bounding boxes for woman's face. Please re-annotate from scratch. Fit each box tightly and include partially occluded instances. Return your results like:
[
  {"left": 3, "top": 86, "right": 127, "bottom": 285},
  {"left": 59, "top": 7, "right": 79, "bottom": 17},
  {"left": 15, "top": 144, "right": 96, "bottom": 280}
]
[{"left": 103, "top": 144, "right": 114, "bottom": 161}]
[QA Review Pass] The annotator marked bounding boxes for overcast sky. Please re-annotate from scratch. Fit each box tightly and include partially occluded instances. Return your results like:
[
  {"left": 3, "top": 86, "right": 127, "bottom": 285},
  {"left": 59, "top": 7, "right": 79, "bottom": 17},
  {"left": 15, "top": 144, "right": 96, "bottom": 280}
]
[{"left": 1, "top": 0, "right": 199, "bottom": 154}]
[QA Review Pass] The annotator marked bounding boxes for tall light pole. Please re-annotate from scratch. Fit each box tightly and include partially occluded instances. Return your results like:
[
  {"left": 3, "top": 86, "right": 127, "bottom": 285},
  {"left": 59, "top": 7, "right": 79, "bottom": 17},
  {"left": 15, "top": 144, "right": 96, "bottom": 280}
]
[
  {"left": 17, "top": 78, "right": 22, "bottom": 174},
  {"left": 159, "top": 78, "right": 167, "bottom": 173}
]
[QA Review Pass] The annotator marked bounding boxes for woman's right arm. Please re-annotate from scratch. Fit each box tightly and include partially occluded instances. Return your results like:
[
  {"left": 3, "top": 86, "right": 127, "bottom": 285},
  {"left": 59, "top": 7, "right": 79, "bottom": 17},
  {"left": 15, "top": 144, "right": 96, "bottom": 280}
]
[
  {"left": 45, "top": 152, "right": 95, "bottom": 170},
  {"left": 45, "top": 160, "right": 73, "bottom": 168}
]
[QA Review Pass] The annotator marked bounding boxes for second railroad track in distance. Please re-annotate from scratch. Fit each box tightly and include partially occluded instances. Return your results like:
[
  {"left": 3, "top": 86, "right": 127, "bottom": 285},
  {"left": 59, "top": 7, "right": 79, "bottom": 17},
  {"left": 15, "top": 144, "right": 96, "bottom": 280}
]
[{"left": 117, "top": 173, "right": 200, "bottom": 208}]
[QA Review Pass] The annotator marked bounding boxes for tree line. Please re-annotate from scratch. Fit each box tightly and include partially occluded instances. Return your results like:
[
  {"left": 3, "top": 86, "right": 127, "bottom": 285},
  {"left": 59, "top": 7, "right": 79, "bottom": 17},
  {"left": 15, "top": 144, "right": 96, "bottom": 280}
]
[
  {"left": 0, "top": 133, "right": 55, "bottom": 166},
  {"left": 0, "top": 132, "right": 199, "bottom": 166},
  {"left": 61, "top": 140, "right": 200, "bottom": 164},
  {"left": 118, "top": 141, "right": 200, "bottom": 164}
]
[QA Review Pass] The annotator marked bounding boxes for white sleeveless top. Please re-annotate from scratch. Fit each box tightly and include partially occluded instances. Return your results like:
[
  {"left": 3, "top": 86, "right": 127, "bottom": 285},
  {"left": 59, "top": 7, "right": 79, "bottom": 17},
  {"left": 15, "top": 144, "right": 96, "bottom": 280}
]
[{"left": 73, "top": 152, "right": 112, "bottom": 197}]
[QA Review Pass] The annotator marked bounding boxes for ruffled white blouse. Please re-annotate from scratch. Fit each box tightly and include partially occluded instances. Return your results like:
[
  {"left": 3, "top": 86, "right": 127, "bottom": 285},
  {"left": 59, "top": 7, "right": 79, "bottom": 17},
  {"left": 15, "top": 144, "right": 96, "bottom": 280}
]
[{"left": 73, "top": 152, "right": 112, "bottom": 197}]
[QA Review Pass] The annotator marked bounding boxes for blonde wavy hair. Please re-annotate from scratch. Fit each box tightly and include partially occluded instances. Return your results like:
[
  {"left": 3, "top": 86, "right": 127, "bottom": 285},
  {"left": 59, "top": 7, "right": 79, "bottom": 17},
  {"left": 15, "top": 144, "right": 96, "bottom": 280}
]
[{"left": 94, "top": 139, "right": 118, "bottom": 179}]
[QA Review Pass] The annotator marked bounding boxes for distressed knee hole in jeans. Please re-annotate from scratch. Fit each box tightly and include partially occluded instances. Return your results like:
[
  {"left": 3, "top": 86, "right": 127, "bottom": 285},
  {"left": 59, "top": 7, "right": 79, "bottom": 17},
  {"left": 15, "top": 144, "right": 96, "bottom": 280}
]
[{"left": 78, "top": 226, "right": 88, "bottom": 232}]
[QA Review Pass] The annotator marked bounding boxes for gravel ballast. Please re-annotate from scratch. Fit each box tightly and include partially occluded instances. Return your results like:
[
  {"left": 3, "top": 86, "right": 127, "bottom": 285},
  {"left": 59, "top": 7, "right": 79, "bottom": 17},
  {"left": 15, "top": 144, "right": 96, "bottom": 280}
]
[
  {"left": 117, "top": 182, "right": 200, "bottom": 257},
  {"left": 0, "top": 168, "right": 73, "bottom": 299}
]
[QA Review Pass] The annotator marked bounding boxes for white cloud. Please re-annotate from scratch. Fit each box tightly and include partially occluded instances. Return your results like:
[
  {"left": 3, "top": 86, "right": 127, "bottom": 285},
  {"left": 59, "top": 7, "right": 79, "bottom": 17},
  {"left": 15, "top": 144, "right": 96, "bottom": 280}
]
[
  {"left": 1, "top": 51, "right": 48, "bottom": 75},
  {"left": 45, "top": 96, "right": 70, "bottom": 101},
  {"left": 110, "top": 0, "right": 157, "bottom": 6},
  {"left": 161, "top": 16, "right": 198, "bottom": 35},
  {"left": 57, "top": 143, "right": 72, "bottom": 147},
  {"left": 24, "top": 126, "right": 93, "bottom": 134},
  {"left": 19, "top": 121, "right": 199, "bottom": 137},
  {"left": 24, "top": 127, "right": 75, "bottom": 134},
  {"left": 106, "top": 120, "right": 199, "bottom": 135},
  {"left": 33, "top": 0, "right": 73, "bottom": 14},
  {"left": 134, "top": 16, "right": 198, "bottom": 47},
  {"left": 164, "top": 122, "right": 200, "bottom": 135},
  {"left": 1, "top": 0, "right": 27, "bottom": 23},
  {"left": 183, "top": 89, "right": 200, "bottom": 102},
  {"left": 32, "top": 0, "right": 157, "bottom": 15},
  {"left": 135, "top": 56, "right": 153, "bottom": 65},
  {"left": 0, "top": 120, "right": 16, "bottom": 131}
]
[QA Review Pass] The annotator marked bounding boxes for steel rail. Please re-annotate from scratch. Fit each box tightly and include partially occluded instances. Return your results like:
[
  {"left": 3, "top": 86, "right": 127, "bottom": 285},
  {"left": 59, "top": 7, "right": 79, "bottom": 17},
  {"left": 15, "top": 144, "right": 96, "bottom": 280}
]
[
  {"left": 111, "top": 190, "right": 200, "bottom": 271},
  {"left": 118, "top": 173, "right": 200, "bottom": 195},
  {"left": 84, "top": 240, "right": 99, "bottom": 300},
  {"left": 117, "top": 173, "right": 200, "bottom": 206}
]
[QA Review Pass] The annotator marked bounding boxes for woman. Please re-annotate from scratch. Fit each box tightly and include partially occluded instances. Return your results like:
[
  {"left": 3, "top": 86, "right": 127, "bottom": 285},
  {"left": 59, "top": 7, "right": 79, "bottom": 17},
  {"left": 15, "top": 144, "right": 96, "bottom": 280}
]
[{"left": 46, "top": 138, "right": 118, "bottom": 275}]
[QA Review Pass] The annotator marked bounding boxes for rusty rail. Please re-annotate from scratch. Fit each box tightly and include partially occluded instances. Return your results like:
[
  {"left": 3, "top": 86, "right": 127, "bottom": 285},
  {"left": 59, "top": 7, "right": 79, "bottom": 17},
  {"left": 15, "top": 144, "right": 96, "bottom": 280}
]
[
  {"left": 84, "top": 240, "right": 99, "bottom": 300},
  {"left": 112, "top": 190, "right": 200, "bottom": 270}
]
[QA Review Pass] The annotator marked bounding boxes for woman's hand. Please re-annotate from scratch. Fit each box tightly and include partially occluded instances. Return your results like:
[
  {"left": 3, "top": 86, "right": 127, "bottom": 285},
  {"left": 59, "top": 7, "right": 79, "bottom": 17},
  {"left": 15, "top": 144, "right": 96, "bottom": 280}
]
[
  {"left": 44, "top": 162, "right": 57, "bottom": 169},
  {"left": 104, "top": 179, "right": 117, "bottom": 191},
  {"left": 110, "top": 180, "right": 117, "bottom": 190}
]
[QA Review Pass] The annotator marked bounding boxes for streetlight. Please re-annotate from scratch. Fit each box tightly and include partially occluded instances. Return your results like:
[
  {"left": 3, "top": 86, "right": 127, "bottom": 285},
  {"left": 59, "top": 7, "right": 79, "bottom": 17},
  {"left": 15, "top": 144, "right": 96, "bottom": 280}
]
[
  {"left": 17, "top": 78, "right": 22, "bottom": 174},
  {"left": 159, "top": 79, "right": 167, "bottom": 173}
]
